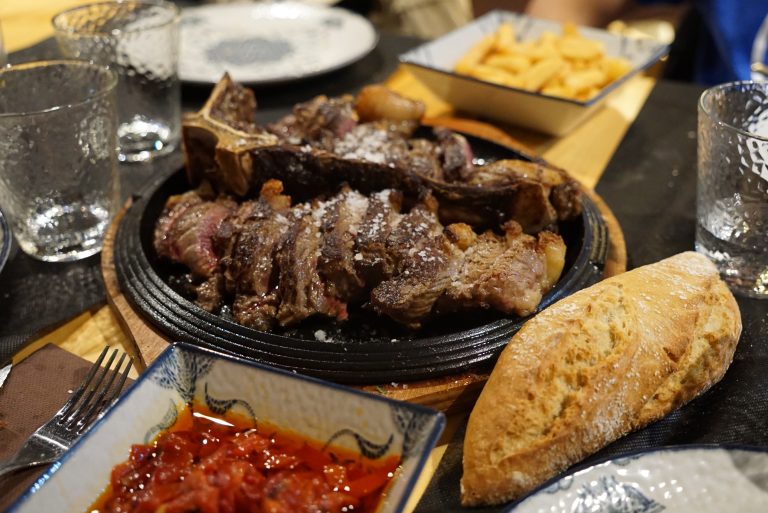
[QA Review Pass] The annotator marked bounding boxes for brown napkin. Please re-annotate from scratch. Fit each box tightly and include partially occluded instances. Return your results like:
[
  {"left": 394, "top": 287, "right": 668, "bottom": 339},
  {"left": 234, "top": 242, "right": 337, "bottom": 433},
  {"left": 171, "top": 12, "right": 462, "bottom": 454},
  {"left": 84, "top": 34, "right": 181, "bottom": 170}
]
[{"left": 0, "top": 344, "right": 132, "bottom": 512}]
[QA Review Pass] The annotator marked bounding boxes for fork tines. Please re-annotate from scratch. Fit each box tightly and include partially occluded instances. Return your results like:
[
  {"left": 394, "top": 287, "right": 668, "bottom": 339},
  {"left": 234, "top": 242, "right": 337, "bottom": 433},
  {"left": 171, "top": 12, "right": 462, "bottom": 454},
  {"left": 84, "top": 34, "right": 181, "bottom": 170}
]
[{"left": 57, "top": 346, "right": 132, "bottom": 434}]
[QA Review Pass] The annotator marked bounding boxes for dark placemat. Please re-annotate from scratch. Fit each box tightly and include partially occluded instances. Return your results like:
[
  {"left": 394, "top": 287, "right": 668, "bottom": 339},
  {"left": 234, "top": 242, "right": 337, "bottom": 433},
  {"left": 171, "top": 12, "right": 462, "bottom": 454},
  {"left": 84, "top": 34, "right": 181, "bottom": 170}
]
[
  {"left": 413, "top": 80, "right": 768, "bottom": 513},
  {"left": 0, "top": 344, "right": 133, "bottom": 512}
]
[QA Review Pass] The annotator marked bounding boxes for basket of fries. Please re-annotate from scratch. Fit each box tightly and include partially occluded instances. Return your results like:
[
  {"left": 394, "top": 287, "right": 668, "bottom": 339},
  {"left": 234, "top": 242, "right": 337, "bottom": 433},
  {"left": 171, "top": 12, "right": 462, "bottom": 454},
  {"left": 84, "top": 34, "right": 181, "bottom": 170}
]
[{"left": 400, "top": 11, "right": 668, "bottom": 135}]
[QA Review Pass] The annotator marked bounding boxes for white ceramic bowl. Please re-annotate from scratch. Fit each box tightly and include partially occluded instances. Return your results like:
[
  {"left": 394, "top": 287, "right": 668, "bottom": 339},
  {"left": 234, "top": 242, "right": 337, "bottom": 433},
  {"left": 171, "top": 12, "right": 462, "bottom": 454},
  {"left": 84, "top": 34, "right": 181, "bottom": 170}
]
[
  {"left": 8, "top": 343, "right": 445, "bottom": 513},
  {"left": 400, "top": 11, "right": 669, "bottom": 136}
]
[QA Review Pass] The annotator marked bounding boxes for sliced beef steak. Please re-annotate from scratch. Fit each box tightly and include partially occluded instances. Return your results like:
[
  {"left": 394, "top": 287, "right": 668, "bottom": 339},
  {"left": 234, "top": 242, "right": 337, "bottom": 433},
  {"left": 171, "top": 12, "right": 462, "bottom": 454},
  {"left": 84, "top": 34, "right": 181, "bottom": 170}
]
[
  {"left": 353, "top": 190, "right": 403, "bottom": 284},
  {"left": 154, "top": 178, "right": 568, "bottom": 329},
  {"left": 276, "top": 210, "right": 347, "bottom": 326},
  {"left": 440, "top": 222, "right": 566, "bottom": 317},
  {"left": 317, "top": 187, "right": 369, "bottom": 302},
  {"left": 371, "top": 233, "right": 463, "bottom": 328},
  {"left": 224, "top": 202, "right": 291, "bottom": 329},
  {"left": 269, "top": 95, "right": 357, "bottom": 150},
  {"left": 153, "top": 190, "right": 235, "bottom": 278}
]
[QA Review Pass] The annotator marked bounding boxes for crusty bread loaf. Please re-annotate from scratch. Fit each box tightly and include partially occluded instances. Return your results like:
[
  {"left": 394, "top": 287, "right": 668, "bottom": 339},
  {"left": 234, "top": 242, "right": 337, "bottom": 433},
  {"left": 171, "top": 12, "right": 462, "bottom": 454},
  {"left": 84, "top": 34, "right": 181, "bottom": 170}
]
[{"left": 460, "top": 251, "right": 742, "bottom": 506}]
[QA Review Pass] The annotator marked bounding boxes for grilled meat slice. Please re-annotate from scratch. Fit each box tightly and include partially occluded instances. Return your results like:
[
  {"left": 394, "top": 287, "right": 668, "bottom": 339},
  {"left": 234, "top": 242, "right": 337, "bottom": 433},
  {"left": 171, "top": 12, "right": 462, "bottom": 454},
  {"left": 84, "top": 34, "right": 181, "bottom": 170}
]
[
  {"left": 467, "top": 159, "right": 582, "bottom": 223},
  {"left": 225, "top": 203, "right": 291, "bottom": 329},
  {"left": 333, "top": 123, "right": 442, "bottom": 180},
  {"left": 276, "top": 210, "right": 347, "bottom": 326},
  {"left": 216, "top": 181, "right": 292, "bottom": 329},
  {"left": 154, "top": 189, "right": 206, "bottom": 259},
  {"left": 269, "top": 95, "right": 357, "bottom": 151},
  {"left": 371, "top": 233, "right": 463, "bottom": 328},
  {"left": 369, "top": 197, "right": 456, "bottom": 327},
  {"left": 153, "top": 189, "right": 235, "bottom": 278},
  {"left": 406, "top": 138, "right": 444, "bottom": 181},
  {"left": 333, "top": 123, "right": 410, "bottom": 165},
  {"left": 196, "top": 274, "right": 225, "bottom": 312},
  {"left": 440, "top": 222, "right": 566, "bottom": 317},
  {"left": 385, "top": 198, "right": 444, "bottom": 271},
  {"left": 317, "top": 187, "right": 369, "bottom": 301},
  {"left": 354, "top": 190, "right": 403, "bottom": 284},
  {"left": 435, "top": 127, "right": 474, "bottom": 182},
  {"left": 218, "top": 182, "right": 291, "bottom": 292}
]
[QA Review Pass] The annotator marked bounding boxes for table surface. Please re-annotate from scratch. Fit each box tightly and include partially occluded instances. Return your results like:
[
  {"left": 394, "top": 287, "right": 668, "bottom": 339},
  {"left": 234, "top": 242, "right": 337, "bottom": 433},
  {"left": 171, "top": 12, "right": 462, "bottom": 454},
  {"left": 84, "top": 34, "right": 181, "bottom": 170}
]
[{"left": 2, "top": 24, "right": 765, "bottom": 513}]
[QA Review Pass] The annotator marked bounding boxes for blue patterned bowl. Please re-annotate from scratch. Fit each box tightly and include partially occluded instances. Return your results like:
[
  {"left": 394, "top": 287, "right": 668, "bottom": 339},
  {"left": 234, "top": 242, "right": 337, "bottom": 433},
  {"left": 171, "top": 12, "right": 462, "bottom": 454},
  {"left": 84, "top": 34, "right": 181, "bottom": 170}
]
[{"left": 8, "top": 343, "right": 445, "bottom": 513}]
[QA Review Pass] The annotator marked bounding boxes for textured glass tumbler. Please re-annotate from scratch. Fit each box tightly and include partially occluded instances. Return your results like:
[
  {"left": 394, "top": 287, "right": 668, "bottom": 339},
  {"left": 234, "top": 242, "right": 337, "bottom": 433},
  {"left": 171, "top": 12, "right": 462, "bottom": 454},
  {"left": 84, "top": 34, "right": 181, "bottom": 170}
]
[
  {"left": 0, "top": 61, "right": 119, "bottom": 262},
  {"left": 0, "top": 21, "right": 7, "bottom": 67},
  {"left": 697, "top": 81, "right": 768, "bottom": 298},
  {"left": 53, "top": 1, "right": 180, "bottom": 163}
]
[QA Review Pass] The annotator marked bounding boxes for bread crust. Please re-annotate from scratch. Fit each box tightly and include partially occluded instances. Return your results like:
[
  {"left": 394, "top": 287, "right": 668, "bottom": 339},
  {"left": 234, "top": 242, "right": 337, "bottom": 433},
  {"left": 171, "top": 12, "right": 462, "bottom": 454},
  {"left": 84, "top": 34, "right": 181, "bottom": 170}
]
[{"left": 460, "top": 251, "right": 742, "bottom": 506}]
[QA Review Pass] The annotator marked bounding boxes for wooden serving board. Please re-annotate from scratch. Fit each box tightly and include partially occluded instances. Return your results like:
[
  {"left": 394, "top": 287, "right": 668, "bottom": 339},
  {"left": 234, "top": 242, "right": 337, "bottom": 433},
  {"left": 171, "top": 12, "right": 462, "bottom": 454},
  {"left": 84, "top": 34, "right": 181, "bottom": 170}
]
[{"left": 102, "top": 118, "right": 627, "bottom": 413}]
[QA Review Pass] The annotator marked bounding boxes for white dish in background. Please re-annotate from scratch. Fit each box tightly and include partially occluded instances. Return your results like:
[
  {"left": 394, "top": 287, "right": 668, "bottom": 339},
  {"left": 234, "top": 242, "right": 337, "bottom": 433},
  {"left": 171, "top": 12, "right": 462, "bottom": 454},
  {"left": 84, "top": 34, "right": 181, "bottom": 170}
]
[
  {"left": 508, "top": 446, "right": 768, "bottom": 512},
  {"left": 8, "top": 343, "right": 445, "bottom": 513},
  {"left": 180, "top": 2, "right": 378, "bottom": 85},
  {"left": 400, "top": 11, "right": 669, "bottom": 136}
]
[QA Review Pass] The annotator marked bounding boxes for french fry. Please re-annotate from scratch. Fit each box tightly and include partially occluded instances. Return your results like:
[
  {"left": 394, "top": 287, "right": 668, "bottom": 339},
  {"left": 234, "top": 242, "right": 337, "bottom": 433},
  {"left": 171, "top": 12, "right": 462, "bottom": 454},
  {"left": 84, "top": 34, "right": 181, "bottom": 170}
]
[
  {"left": 562, "top": 21, "right": 580, "bottom": 37},
  {"left": 526, "top": 39, "right": 560, "bottom": 62},
  {"left": 557, "top": 36, "right": 604, "bottom": 60},
  {"left": 564, "top": 69, "right": 607, "bottom": 93},
  {"left": 494, "top": 22, "right": 516, "bottom": 52},
  {"left": 520, "top": 58, "right": 563, "bottom": 90},
  {"left": 452, "top": 20, "right": 633, "bottom": 100},
  {"left": 602, "top": 56, "right": 633, "bottom": 81},
  {"left": 485, "top": 53, "right": 531, "bottom": 74},
  {"left": 455, "top": 34, "right": 496, "bottom": 74}
]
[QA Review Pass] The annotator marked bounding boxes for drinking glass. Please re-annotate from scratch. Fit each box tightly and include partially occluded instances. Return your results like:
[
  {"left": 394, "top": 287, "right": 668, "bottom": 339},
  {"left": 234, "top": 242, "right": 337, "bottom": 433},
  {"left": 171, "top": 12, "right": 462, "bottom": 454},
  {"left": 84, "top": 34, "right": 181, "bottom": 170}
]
[
  {"left": 0, "top": 61, "right": 119, "bottom": 262},
  {"left": 697, "top": 81, "right": 768, "bottom": 298},
  {"left": 0, "top": 21, "right": 7, "bottom": 67},
  {"left": 53, "top": 1, "right": 181, "bottom": 163},
  {"left": 751, "top": 14, "right": 768, "bottom": 80}
]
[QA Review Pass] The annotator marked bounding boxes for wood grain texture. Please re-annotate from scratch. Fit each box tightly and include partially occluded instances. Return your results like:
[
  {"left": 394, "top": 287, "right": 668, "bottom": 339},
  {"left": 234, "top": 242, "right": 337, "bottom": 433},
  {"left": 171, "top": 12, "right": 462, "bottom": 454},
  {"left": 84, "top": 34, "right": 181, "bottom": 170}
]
[{"left": 99, "top": 117, "right": 627, "bottom": 412}]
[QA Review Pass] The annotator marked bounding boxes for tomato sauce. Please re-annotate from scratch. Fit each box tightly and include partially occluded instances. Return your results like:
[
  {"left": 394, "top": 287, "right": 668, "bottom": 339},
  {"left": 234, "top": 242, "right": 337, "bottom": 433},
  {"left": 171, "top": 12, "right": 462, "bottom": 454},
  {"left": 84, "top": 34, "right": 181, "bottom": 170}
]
[{"left": 88, "top": 404, "right": 400, "bottom": 513}]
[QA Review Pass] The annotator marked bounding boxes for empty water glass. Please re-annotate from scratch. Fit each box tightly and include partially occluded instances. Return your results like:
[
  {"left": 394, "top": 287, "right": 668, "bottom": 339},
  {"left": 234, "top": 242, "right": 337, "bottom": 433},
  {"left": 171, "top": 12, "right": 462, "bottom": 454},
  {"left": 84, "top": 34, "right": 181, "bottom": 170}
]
[
  {"left": 53, "top": 1, "right": 181, "bottom": 163},
  {"left": 0, "top": 61, "right": 119, "bottom": 262},
  {"left": 697, "top": 81, "right": 768, "bottom": 298},
  {"left": 0, "top": 21, "right": 7, "bottom": 67}
]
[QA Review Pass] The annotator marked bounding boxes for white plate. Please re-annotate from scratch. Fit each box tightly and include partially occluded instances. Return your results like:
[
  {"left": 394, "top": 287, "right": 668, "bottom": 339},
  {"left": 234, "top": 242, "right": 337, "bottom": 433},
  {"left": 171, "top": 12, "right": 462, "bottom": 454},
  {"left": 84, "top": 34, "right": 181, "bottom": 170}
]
[
  {"left": 508, "top": 446, "right": 768, "bottom": 512},
  {"left": 180, "top": 2, "right": 378, "bottom": 85},
  {"left": 400, "top": 11, "right": 668, "bottom": 135}
]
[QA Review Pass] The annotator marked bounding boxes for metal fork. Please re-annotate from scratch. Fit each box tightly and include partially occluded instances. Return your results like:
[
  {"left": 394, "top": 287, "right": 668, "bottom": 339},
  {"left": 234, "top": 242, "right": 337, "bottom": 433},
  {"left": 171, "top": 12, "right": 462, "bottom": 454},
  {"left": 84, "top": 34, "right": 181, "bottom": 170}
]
[{"left": 0, "top": 346, "right": 132, "bottom": 478}]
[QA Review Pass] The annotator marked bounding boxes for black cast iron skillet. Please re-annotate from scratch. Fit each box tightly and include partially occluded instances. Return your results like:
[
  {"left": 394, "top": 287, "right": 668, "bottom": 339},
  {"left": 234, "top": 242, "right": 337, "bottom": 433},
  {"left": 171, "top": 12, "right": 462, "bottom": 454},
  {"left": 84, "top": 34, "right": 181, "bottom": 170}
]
[{"left": 114, "top": 132, "right": 608, "bottom": 384}]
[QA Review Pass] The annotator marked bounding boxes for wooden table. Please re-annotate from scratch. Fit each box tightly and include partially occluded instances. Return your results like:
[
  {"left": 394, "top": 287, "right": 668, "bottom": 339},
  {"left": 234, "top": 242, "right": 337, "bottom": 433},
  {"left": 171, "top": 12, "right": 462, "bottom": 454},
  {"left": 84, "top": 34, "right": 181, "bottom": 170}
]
[
  {"left": 18, "top": 73, "right": 654, "bottom": 513},
  {"left": 2, "top": 19, "right": 655, "bottom": 512}
]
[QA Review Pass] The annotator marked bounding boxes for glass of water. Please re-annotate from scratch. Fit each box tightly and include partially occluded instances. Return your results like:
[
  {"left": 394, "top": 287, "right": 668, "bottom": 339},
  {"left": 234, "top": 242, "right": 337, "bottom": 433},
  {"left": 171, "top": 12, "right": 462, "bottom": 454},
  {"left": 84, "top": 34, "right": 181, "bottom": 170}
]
[
  {"left": 53, "top": 1, "right": 181, "bottom": 163},
  {"left": 0, "top": 61, "right": 119, "bottom": 262},
  {"left": 697, "top": 81, "right": 768, "bottom": 298}
]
